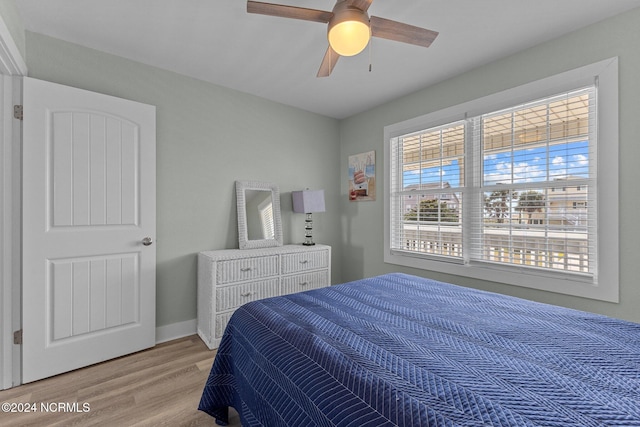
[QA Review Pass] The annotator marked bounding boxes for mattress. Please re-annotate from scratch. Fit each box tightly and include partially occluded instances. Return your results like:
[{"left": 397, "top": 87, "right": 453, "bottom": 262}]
[{"left": 199, "top": 273, "right": 640, "bottom": 426}]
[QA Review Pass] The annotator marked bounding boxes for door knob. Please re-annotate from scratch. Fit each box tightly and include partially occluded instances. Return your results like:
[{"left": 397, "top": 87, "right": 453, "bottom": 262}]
[{"left": 142, "top": 237, "right": 153, "bottom": 246}]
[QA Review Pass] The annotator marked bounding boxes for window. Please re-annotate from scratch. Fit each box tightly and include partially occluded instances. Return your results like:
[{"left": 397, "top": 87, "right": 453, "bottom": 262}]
[
  {"left": 384, "top": 59, "right": 619, "bottom": 302},
  {"left": 394, "top": 121, "right": 465, "bottom": 260}
]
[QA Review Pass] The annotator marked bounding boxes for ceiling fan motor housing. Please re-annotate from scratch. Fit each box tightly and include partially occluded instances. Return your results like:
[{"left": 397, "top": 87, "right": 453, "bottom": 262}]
[{"left": 327, "top": 1, "right": 371, "bottom": 56}]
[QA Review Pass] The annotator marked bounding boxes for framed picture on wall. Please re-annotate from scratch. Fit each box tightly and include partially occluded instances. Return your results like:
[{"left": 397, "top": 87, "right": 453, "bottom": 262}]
[{"left": 348, "top": 151, "right": 376, "bottom": 201}]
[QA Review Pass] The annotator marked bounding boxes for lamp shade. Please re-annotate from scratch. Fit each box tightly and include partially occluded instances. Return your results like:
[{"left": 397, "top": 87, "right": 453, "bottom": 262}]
[{"left": 292, "top": 190, "right": 325, "bottom": 213}]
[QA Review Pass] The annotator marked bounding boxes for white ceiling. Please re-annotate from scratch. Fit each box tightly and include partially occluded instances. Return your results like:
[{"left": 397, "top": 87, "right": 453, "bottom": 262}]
[{"left": 14, "top": 0, "right": 640, "bottom": 119}]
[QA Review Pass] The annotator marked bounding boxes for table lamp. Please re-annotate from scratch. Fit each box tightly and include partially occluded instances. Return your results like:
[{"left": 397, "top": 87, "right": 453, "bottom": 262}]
[{"left": 292, "top": 189, "right": 325, "bottom": 246}]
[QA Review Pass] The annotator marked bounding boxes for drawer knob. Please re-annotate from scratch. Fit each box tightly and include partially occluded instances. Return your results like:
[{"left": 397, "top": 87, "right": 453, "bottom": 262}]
[
  {"left": 240, "top": 267, "right": 252, "bottom": 272},
  {"left": 241, "top": 291, "right": 256, "bottom": 297},
  {"left": 300, "top": 282, "right": 309, "bottom": 287},
  {"left": 299, "top": 260, "right": 309, "bottom": 264}
]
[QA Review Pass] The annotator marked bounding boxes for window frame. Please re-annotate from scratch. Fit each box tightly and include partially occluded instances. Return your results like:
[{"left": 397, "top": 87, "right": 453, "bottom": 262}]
[{"left": 383, "top": 58, "right": 619, "bottom": 302}]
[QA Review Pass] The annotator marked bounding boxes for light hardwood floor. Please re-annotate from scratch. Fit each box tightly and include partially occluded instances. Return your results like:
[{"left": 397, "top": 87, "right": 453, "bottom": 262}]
[{"left": 0, "top": 335, "right": 241, "bottom": 426}]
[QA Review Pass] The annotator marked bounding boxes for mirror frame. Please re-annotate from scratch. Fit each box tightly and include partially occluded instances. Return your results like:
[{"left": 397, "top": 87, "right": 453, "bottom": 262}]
[{"left": 235, "top": 180, "right": 283, "bottom": 249}]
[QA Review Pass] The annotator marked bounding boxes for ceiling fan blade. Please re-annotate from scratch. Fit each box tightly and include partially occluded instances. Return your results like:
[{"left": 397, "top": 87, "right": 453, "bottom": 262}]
[
  {"left": 317, "top": 46, "right": 340, "bottom": 77},
  {"left": 370, "top": 16, "right": 438, "bottom": 48},
  {"left": 347, "top": 0, "right": 373, "bottom": 12},
  {"left": 247, "top": 1, "right": 332, "bottom": 23}
]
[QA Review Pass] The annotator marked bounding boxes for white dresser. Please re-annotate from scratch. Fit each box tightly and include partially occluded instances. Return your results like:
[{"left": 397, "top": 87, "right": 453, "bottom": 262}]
[{"left": 197, "top": 244, "right": 331, "bottom": 349}]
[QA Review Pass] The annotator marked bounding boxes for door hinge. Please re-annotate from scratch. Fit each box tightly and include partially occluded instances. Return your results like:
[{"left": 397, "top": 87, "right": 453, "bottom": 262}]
[
  {"left": 13, "top": 329, "right": 22, "bottom": 345},
  {"left": 13, "top": 105, "right": 23, "bottom": 120}
]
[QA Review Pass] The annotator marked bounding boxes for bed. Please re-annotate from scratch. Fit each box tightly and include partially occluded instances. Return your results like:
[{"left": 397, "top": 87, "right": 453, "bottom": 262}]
[{"left": 198, "top": 273, "right": 640, "bottom": 426}]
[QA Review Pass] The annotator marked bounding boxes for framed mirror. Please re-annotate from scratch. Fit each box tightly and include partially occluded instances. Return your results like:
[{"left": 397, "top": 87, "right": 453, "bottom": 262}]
[{"left": 236, "top": 180, "right": 283, "bottom": 249}]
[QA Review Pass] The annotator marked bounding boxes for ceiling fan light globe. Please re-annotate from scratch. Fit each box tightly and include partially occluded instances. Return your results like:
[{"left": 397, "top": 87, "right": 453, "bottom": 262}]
[
  {"left": 328, "top": 20, "right": 370, "bottom": 56},
  {"left": 327, "top": 3, "right": 371, "bottom": 57}
]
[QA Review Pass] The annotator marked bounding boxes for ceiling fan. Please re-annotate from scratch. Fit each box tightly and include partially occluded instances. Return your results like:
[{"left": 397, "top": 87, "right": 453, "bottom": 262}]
[{"left": 247, "top": 0, "right": 438, "bottom": 77}]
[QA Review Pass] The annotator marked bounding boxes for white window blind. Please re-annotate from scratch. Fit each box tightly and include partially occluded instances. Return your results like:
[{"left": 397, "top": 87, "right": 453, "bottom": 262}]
[
  {"left": 390, "top": 87, "right": 597, "bottom": 278},
  {"left": 390, "top": 121, "right": 465, "bottom": 262},
  {"left": 472, "top": 87, "right": 596, "bottom": 276}
]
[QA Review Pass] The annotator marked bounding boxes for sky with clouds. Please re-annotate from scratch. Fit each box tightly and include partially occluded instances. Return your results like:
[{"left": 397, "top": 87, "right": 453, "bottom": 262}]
[{"left": 404, "top": 140, "right": 589, "bottom": 189}]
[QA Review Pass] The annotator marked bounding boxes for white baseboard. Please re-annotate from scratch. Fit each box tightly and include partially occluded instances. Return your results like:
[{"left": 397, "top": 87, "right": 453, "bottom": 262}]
[{"left": 155, "top": 318, "right": 197, "bottom": 344}]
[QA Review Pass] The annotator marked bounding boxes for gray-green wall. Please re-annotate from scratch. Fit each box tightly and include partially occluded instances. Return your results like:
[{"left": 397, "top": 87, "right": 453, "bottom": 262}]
[
  {"left": 339, "top": 7, "right": 640, "bottom": 323},
  {"left": 24, "top": 31, "right": 341, "bottom": 328}
]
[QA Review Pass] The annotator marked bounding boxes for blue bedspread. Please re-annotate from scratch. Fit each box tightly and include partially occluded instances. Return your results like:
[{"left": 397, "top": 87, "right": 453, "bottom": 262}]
[{"left": 198, "top": 273, "right": 640, "bottom": 426}]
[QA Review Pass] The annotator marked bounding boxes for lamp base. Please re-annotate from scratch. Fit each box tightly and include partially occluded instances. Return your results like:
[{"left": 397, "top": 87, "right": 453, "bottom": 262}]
[{"left": 302, "top": 213, "right": 316, "bottom": 246}]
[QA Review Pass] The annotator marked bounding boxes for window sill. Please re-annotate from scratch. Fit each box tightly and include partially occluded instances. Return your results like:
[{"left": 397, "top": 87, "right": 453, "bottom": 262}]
[{"left": 384, "top": 250, "right": 617, "bottom": 303}]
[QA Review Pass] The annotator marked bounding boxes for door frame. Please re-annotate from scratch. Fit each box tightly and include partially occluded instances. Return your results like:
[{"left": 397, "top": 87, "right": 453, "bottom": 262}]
[{"left": 0, "top": 13, "right": 27, "bottom": 389}]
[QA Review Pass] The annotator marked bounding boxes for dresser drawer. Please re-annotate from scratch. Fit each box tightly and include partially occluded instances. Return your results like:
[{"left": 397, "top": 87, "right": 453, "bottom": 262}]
[
  {"left": 281, "top": 250, "right": 328, "bottom": 274},
  {"left": 215, "top": 312, "right": 234, "bottom": 339},
  {"left": 217, "top": 255, "right": 278, "bottom": 284},
  {"left": 216, "top": 278, "right": 279, "bottom": 311},
  {"left": 281, "top": 270, "right": 329, "bottom": 295}
]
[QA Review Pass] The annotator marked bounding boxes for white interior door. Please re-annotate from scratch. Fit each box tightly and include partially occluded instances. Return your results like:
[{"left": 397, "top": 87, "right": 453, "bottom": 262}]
[{"left": 22, "top": 77, "right": 156, "bottom": 383}]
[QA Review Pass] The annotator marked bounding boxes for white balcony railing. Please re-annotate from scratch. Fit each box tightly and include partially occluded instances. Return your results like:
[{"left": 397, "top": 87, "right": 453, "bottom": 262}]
[{"left": 399, "top": 223, "right": 589, "bottom": 273}]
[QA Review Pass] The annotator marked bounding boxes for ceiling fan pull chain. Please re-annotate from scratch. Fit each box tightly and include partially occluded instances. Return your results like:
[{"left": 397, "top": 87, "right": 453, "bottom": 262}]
[{"left": 368, "top": 36, "right": 373, "bottom": 72}]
